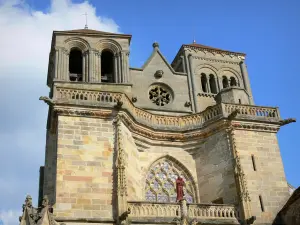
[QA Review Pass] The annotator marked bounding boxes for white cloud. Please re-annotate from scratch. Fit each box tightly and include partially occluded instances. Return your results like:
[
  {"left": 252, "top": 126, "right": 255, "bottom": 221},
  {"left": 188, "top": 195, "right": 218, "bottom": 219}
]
[
  {"left": 0, "top": 210, "right": 21, "bottom": 225},
  {"left": 0, "top": 0, "right": 120, "bottom": 216}
]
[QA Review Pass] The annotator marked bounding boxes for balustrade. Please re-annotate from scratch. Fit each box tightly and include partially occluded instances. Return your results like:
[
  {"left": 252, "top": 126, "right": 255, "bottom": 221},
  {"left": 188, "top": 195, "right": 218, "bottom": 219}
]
[
  {"left": 54, "top": 86, "right": 281, "bottom": 131},
  {"left": 127, "top": 201, "right": 239, "bottom": 220}
]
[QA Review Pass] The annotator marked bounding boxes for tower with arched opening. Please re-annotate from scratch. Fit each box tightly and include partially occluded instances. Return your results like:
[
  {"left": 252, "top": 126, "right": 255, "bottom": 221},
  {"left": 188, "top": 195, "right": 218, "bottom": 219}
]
[{"left": 19, "top": 28, "right": 297, "bottom": 225}]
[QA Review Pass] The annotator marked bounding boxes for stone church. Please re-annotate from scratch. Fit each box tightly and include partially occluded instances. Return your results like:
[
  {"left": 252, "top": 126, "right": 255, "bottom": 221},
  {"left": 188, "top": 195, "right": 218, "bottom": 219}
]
[{"left": 19, "top": 28, "right": 298, "bottom": 225}]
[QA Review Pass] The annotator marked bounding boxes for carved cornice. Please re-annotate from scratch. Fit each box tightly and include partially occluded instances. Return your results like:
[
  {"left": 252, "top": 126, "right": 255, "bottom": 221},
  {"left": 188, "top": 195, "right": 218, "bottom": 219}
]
[
  {"left": 192, "top": 56, "right": 240, "bottom": 65},
  {"left": 231, "top": 121, "right": 280, "bottom": 133}
]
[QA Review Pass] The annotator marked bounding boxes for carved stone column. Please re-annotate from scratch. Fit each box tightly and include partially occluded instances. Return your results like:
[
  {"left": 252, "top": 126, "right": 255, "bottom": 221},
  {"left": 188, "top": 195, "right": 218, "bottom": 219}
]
[
  {"left": 240, "top": 61, "right": 254, "bottom": 104},
  {"left": 65, "top": 50, "right": 69, "bottom": 81},
  {"left": 125, "top": 51, "right": 130, "bottom": 83},
  {"left": 88, "top": 50, "right": 93, "bottom": 82},
  {"left": 98, "top": 52, "right": 101, "bottom": 82},
  {"left": 206, "top": 74, "right": 211, "bottom": 93},
  {"left": 188, "top": 54, "right": 198, "bottom": 112},
  {"left": 82, "top": 52, "right": 86, "bottom": 82},
  {"left": 114, "top": 53, "right": 118, "bottom": 83},
  {"left": 94, "top": 51, "right": 99, "bottom": 82},
  {"left": 85, "top": 52, "right": 89, "bottom": 82},
  {"left": 118, "top": 52, "right": 122, "bottom": 83},
  {"left": 121, "top": 51, "right": 126, "bottom": 83},
  {"left": 184, "top": 51, "right": 195, "bottom": 112}
]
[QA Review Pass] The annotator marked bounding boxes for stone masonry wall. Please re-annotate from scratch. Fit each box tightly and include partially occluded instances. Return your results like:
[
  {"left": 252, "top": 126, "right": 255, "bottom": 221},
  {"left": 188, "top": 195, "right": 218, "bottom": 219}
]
[
  {"left": 43, "top": 129, "right": 58, "bottom": 204},
  {"left": 54, "top": 115, "right": 115, "bottom": 219},
  {"left": 195, "top": 130, "right": 238, "bottom": 204},
  {"left": 120, "top": 122, "right": 142, "bottom": 201},
  {"left": 234, "top": 129, "right": 290, "bottom": 224}
]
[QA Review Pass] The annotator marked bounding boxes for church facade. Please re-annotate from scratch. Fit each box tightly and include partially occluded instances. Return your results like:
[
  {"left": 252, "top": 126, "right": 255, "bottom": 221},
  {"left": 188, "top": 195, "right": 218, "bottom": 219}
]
[{"left": 19, "top": 28, "right": 296, "bottom": 225}]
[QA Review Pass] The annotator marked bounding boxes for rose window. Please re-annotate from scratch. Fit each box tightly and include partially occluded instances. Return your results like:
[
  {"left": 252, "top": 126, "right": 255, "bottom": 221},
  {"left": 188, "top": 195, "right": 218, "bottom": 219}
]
[
  {"left": 149, "top": 85, "right": 172, "bottom": 106},
  {"left": 145, "top": 157, "right": 196, "bottom": 203}
]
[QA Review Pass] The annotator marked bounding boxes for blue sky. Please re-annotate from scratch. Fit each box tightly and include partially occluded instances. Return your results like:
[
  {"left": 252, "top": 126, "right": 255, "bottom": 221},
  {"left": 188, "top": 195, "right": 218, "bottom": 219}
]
[{"left": 0, "top": 0, "right": 299, "bottom": 224}]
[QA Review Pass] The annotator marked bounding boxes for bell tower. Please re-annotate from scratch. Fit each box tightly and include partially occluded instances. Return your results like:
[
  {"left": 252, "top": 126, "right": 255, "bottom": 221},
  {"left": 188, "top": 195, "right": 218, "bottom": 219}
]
[{"left": 47, "top": 29, "right": 131, "bottom": 87}]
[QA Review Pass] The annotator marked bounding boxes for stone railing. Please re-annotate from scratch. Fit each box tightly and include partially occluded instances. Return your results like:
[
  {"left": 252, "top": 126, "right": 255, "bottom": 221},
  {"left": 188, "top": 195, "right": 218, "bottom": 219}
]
[
  {"left": 53, "top": 86, "right": 281, "bottom": 131},
  {"left": 128, "top": 201, "right": 180, "bottom": 217},
  {"left": 127, "top": 201, "right": 239, "bottom": 220},
  {"left": 188, "top": 203, "right": 238, "bottom": 219}
]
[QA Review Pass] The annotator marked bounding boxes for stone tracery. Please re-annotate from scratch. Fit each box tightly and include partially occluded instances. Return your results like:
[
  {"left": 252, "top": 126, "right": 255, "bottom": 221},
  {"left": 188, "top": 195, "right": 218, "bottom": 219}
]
[{"left": 145, "top": 157, "right": 196, "bottom": 203}]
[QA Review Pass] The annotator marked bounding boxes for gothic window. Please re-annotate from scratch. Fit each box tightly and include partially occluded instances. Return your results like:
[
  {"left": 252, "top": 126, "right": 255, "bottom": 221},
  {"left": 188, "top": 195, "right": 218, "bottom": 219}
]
[
  {"left": 209, "top": 74, "right": 217, "bottom": 94},
  {"left": 101, "top": 49, "right": 114, "bottom": 83},
  {"left": 230, "top": 77, "right": 237, "bottom": 86},
  {"left": 201, "top": 73, "right": 208, "bottom": 93},
  {"left": 222, "top": 76, "right": 229, "bottom": 89},
  {"left": 145, "top": 157, "right": 196, "bottom": 203},
  {"left": 69, "top": 48, "right": 83, "bottom": 81},
  {"left": 149, "top": 84, "right": 172, "bottom": 106}
]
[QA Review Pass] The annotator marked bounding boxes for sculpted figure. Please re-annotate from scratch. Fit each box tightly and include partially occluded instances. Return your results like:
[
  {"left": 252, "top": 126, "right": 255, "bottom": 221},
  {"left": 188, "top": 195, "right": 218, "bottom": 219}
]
[{"left": 176, "top": 175, "right": 185, "bottom": 201}]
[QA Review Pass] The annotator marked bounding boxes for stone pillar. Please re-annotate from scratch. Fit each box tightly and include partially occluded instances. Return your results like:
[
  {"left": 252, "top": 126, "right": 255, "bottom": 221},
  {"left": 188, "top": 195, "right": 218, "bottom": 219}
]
[
  {"left": 98, "top": 52, "right": 101, "bottom": 82},
  {"left": 125, "top": 51, "right": 130, "bottom": 83},
  {"left": 94, "top": 51, "right": 98, "bottom": 82},
  {"left": 114, "top": 53, "right": 118, "bottom": 83},
  {"left": 240, "top": 61, "right": 254, "bottom": 104},
  {"left": 216, "top": 76, "right": 220, "bottom": 92},
  {"left": 65, "top": 51, "right": 69, "bottom": 81},
  {"left": 57, "top": 48, "right": 63, "bottom": 80},
  {"left": 118, "top": 52, "right": 122, "bottom": 83},
  {"left": 54, "top": 48, "right": 59, "bottom": 80},
  {"left": 85, "top": 52, "right": 89, "bottom": 82},
  {"left": 89, "top": 50, "right": 93, "bottom": 82},
  {"left": 121, "top": 51, "right": 126, "bottom": 83},
  {"left": 184, "top": 51, "right": 195, "bottom": 112},
  {"left": 207, "top": 74, "right": 211, "bottom": 93},
  {"left": 82, "top": 52, "right": 86, "bottom": 82},
  {"left": 188, "top": 54, "right": 198, "bottom": 112}
]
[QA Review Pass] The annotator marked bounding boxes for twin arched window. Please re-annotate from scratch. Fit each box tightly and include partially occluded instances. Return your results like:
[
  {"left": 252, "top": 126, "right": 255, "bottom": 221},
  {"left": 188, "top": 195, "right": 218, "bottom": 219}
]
[
  {"left": 68, "top": 48, "right": 115, "bottom": 83},
  {"left": 222, "top": 76, "right": 238, "bottom": 89},
  {"left": 201, "top": 73, "right": 217, "bottom": 94},
  {"left": 145, "top": 157, "right": 196, "bottom": 203}
]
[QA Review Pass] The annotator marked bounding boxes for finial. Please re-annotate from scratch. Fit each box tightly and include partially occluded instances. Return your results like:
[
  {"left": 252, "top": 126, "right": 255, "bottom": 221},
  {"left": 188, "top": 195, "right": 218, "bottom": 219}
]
[
  {"left": 152, "top": 42, "right": 159, "bottom": 48},
  {"left": 83, "top": 12, "right": 88, "bottom": 29},
  {"left": 193, "top": 37, "right": 196, "bottom": 44}
]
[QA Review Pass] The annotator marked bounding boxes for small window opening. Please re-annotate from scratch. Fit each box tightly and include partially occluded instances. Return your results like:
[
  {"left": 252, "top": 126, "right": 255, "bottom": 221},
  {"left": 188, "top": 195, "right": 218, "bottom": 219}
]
[
  {"left": 101, "top": 50, "right": 114, "bottom": 83},
  {"left": 201, "top": 73, "right": 208, "bottom": 92},
  {"left": 222, "top": 76, "right": 229, "bottom": 88},
  {"left": 238, "top": 99, "right": 242, "bottom": 104},
  {"left": 230, "top": 77, "right": 237, "bottom": 86},
  {"left": 212, "top": 197, "right": 224, "bottom": 204},
  {"left": 69, "top": 48, "right": 83, "bottom": 81},
  {"left": 209, "top": 74, "right": 217, "bottom": 94},
  {"left": 259, "top": 195, "right": 265, "bottom": 212},
  {"left": 251, "top": 155, "right": 257, "bottom": 171}
]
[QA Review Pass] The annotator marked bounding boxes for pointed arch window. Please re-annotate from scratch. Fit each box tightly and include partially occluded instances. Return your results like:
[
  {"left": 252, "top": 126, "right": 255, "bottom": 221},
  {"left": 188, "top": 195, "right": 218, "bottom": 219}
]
[{"left": 145, "top": 157, "right": 196, "bottom": 203}]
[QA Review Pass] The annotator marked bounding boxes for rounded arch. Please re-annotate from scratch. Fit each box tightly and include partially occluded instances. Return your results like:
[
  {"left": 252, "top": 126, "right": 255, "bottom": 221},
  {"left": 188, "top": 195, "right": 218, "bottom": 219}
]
[
  {"left": 218, "top": 67, "right": 242, "bottom": 87},
  {"left": 194, "top": 64, "right": 218, "bottom": 76},
  {"left": 64, "top": 37, "right": 90, "bottom": 52},
  {"left": 143, "top": 154, "right": 199, "bottom": 203},
  {"left": 96, "top": 39, "right": 122, "bottom": 54}
]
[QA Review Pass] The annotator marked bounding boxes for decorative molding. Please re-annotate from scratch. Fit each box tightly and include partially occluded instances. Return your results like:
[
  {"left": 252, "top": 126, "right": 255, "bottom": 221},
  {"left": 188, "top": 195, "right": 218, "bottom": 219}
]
[
  {"left": 192, "top": 56, "right": 240, "bottom": 65},
  {"left": 197, "top": 92, "right": 216, "bottom": 98}
]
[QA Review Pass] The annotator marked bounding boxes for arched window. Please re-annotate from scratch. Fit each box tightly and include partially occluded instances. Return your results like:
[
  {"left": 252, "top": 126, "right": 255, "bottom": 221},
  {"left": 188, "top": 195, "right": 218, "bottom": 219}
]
[
  {"left": 230, "top": 77, "right": 237, "bottom": 86},
  {"left": 69, "top": 48, "right": 83, "bottom": 81},
  {"left": 145, "top": 157, "right": 196, "bottom": 203},
  {"left": 201, "top": 73, "right": 208, "bottom": 93},
  {"left": 222, "top": 76, "right": 229, "bottom": 89},
  {"left": 101, "top": 50, "right": 114, "bottom": 83},
  {"left": 209, "top": 74, "right": 217, "bottom": 94}
]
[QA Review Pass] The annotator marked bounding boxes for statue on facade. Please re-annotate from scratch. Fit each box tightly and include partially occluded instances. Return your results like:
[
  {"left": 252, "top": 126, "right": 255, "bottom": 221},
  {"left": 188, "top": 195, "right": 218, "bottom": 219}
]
[{"left": 176, "top": 175, "right": 185, "bottom": 201}]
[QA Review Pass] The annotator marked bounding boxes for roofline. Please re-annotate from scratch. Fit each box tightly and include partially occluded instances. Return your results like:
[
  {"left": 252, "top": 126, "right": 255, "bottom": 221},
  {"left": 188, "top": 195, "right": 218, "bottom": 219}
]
[
  {"left": 183, "top": 44, "right": 246, "bottom": 56},
  {"left": 52, "top": 30, "right": 132, "bottom": 43}
]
